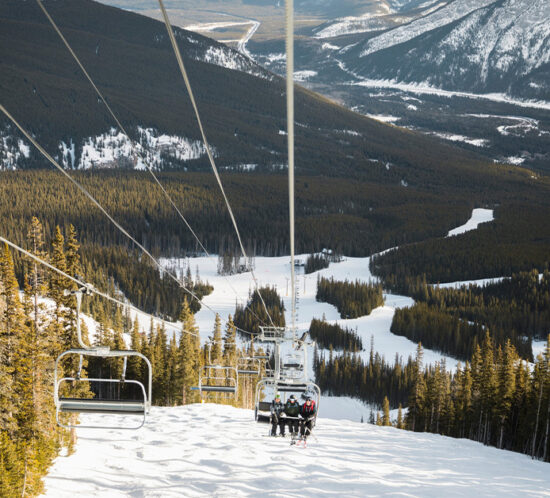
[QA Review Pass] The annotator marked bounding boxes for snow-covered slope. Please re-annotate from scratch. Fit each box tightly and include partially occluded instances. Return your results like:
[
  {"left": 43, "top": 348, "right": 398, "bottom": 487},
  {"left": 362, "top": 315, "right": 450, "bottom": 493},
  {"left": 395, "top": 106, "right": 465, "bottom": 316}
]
[
  {"left": 156, "top": 209, "right": 494, "bottom": 373},
  {"left": 341, "top": 0, "right": 550, "bottom": 100},
  {"left": 68, "top": 127, "right": 210, "bottom": 170},
  {"left": 42, "top": 404, "right": 550, "bottom": 497}
]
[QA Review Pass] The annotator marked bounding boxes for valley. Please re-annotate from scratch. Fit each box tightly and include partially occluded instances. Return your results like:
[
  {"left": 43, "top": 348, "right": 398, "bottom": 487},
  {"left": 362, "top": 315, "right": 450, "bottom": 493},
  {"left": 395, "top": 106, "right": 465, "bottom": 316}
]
[{"left": 100, "top": 0, "right": 550, "bottom": 172}]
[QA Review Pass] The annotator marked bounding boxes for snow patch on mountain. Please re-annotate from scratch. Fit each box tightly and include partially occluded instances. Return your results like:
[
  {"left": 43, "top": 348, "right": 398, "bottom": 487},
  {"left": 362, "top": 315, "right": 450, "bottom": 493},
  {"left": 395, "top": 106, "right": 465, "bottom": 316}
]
[
  {"left": 359, "top": 0, "right": 498, "bottom": 57},
  {"left": 352, "top": 78, "right": 550, "bottom": 110},
  {"left": 365, "top": 113, "right": 401, "bottom": 123},
  {"left": 294, "top": 70, "right": 318, "bottom": 82},
  {"left": 66, "top": 127, "right": 210, "bottom": 170},
  {"left": 2, "top": 126, "right": 214, "bottom": 171},
  {"left": 431, "top": 132, "right": 489, "bottom": 147},
  {"left": 447, "top": 208, "right": 494, "bottom": 237},
  {"left": 0, "top": 126, "right": 31, "bottom": 170},
  {"left": 169, "top": 27, "right": 269, "bottom": 80}
]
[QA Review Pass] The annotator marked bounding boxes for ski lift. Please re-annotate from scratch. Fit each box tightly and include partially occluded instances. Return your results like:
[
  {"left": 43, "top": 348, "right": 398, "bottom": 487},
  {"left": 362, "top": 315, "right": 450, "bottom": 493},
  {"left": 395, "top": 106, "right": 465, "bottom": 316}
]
[
  {"left": 191, "top": 365, "right": 238, "bottom": 398},
  {"left": 281, "top": 352, "right": 304, "bottom": 375},
  {"left": 254, "top": 379, "right": 320, "bottom": 423},
  {"left": 54, "top": 286, "right": 152, "bottom": 430},
  {"left": 237, "top": 356, "right": 262, "bottom": 376},
  {"left": 258, "top": 326, "right": 286, "bottom": 342}
]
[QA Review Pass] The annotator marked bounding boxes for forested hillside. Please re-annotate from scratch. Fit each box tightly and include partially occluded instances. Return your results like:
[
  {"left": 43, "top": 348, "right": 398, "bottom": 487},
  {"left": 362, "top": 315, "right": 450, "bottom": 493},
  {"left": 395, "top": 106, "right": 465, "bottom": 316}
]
[
  {"left": 2, "top": 0, "right": 550, "bottom": 283},
  {"left": 0, "top": 0, "right": 505, "bottom": 180},
  {"left": 0, "top": 220, "right": 266, "bottom": 495}
]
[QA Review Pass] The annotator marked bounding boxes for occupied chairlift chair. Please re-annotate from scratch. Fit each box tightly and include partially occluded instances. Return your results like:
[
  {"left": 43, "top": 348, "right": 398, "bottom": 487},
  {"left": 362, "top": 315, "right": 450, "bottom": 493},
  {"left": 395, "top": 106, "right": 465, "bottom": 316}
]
[
  {"left": 254, "top": 327, "right": 320, "bottom": 423},
  {"left": 54, "top": 285, "right": 153, "bottom": 430}
]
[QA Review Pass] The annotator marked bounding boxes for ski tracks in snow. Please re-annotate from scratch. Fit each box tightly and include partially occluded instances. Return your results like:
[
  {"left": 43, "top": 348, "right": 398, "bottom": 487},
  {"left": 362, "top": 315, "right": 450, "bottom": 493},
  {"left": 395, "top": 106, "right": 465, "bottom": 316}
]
[{"left": 42, "top": 404, "right": 550, "bottom": 497}]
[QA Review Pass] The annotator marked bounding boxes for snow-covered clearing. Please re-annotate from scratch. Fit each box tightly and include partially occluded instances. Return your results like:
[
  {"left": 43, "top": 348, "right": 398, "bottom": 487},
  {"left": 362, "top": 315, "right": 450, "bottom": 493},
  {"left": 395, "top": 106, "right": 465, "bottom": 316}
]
[
  {"left": 532, "top": 339, "right": 548, "bottom": 358},
  {"left": 351, "top": 78, "right": 550, "bottom": 111},
  {"left": 431, "top": 131, "right": 489, "bottom": 147},
  {"left": 152, "top": 208, "right": 493, "bottom": 372},
  {"left": 365, "top": 113, "right": 401, "bottom": 123},
  {"left": 42, "top": 404, "right": 550, "bottom": 497},
  {"left": 435, "top": 276, "right": 505, "bottom": 288},
  {"left": 294, "top": 70, "right": 318, "bottom": 82},
  {"left": 447, "top": 208, "right": 494, "bottom": 236},
  {"left": 159, "top": 253, "right": 459, "bottom": 369}
]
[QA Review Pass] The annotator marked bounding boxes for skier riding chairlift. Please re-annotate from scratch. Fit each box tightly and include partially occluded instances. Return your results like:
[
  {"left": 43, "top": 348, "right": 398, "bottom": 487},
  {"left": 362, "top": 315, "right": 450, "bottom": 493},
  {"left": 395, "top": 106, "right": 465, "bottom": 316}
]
[
  {"left": 270, "top": 393, "right": 286, "bottom": 436},
  {"left": 284, "top": 394, "right": 300, "bottom": 435},
  {"left": 300, "top": 396, "right": 317, "bottom": 440}
]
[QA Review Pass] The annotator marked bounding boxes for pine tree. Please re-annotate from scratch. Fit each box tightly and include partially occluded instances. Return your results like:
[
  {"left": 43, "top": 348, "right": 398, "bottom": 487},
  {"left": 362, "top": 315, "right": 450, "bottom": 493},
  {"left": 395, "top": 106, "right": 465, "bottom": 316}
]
[
  {"left": 382, "top": 396, "right": 391, "bottom": 426},
  {"left": 397, "top": 404, "right": 404, "bottom": 429},
  {"left": 407, "top": 343, "right": 426, "bottom": 432},
  {"left": 179, "top": 298, "right": 200, "bottom": 404},
  {"left": 223, "top": 315, "right": 237, "bottom": 367},
  {"left": 0, "top": 244, "right": 24, "bottom": 434},
  {"left": 209, "top": 314, "right": 223, "bottom": 365}
]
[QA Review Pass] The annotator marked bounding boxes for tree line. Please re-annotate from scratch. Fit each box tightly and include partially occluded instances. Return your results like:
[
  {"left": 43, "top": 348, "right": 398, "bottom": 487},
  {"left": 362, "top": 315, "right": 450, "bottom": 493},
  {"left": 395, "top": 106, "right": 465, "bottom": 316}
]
[
  {"left": 389, "top": 270, "right": 550, "bottom": 361},
  {"left": 316, "top": 277, "right": 384, "bottom": 319},
  {"left": 233, "top": 286, "right": 286, "bottom": 336},
  {"left": 405, "top": 334, "right": 550, "bottom": 462},
  {"left": 314, "top": 341, "right": 416, "bottom": 409},
  {"left": 309, "top": 318, "right": 363, "bottom": 352},
  {"left": 305, "top": 253, "right": 330, "bottom": 274}
]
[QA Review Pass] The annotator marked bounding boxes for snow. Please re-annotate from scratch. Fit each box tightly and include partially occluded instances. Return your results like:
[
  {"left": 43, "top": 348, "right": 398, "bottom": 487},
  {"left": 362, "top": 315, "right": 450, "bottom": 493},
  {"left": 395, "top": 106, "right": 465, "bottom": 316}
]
[
  {"left": 77, "top": 127, "right": 210, "bottom": 170},
  {"left": 431, "top": 132, "right": 489, "bottom": 147},
  {"left": 447, "top": 208, "right": 494, "bottom": 237},
  {"left": 532, "top": 339, "right": 548, "bottom": 358},
  {"left": 237, "top": 21, "right": 260, "bottom": 60},
  {"left": 365, "top": 114, "right": 401, "bottom": 123},
  {"left": 293, "top": 70, "right": 318, "bottom": 82},
  {"left": 18, "top": 140, "right": 30, "bottom": 158},
  {"left": 158, "top": 253, "right": 458, "bottom": 370},
  {"left": 504, "top": 156, "right": 526, "bottom": 165},
  {"left": 359, "top": 0, "right": 498, "bottom": 57},
  {"left": 42, "top": 404, "right": 550, "bottom": 497},
  {"left": 1, "top": 126, "right": 30, "bottom": 170},
  {"left": 351, "top": 78, "right": 550, "bottom": 110},
  {"left": 435, "top": 276, "right": 505, "bottom": 289}
]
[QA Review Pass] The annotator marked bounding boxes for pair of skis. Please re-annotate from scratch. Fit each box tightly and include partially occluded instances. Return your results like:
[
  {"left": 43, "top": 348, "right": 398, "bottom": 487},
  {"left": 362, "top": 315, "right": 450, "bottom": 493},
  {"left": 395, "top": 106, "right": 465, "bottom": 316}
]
[{"left": 290, "top": 434, "right": 307, "bottom": 447}]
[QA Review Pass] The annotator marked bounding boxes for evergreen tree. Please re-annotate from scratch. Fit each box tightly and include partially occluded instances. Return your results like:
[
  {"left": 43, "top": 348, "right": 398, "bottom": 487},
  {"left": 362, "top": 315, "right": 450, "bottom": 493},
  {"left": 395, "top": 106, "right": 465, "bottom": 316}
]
[
  {"left": 178, "top": 298, "right": 200, "bottom": 404},
  {"left": 397, "top": 404, "right": 404, "bottom": 430},
  {"left": 382, "top": 396, "right": 391, "bottom": 426}
]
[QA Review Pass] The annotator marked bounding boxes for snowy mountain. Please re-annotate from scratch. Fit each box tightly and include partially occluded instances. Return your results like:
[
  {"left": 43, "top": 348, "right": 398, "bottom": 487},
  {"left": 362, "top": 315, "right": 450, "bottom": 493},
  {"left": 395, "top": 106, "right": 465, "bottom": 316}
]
[
  {"left": 41, "top": 404, "right": 550, "bottom": 497},
  {"left": 340, "top": 0, "right": 550, "bottom": 100}
]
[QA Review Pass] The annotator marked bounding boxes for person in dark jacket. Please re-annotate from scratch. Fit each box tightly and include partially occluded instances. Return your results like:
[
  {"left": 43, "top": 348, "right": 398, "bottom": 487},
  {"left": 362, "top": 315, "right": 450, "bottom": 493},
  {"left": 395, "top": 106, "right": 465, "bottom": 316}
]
[
  {"left": 300, "top": 396, "right": 317, "bottom": 439},
  {"left": 270, "top": 393, "right": 285, "bottom": 436},
  {"left": 284, "top": 394, "right": 300, "bottom": 435}
]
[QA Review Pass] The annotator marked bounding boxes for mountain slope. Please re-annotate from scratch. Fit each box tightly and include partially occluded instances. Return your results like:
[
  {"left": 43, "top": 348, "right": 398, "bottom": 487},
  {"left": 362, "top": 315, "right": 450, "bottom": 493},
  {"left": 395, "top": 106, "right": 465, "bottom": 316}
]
[
  {"left": 41, "top": 404, "right": 550, "bottom": 497},
  {"left": 0, "top": 0, "right": 530, "bottom": 183},
  {"left": 341, "top": 0, "right": 550, "bottom": 100}
]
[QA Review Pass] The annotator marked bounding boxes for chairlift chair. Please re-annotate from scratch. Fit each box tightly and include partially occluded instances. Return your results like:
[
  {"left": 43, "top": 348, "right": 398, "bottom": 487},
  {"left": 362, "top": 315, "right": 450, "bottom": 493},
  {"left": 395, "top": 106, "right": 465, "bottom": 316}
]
[
  {"left": 54, "top": 286, "right": 152, "bottom": 430},
  {"left": 191, "top": 365, "right": 239, "bottom": 398},
  {"left": 254, "top": 378, "right": 320, "bottom": 423}
]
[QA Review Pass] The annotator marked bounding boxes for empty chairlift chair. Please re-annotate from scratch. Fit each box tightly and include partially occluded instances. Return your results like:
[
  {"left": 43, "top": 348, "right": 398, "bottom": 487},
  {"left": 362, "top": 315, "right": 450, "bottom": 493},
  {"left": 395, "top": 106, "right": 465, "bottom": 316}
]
[
  {"left": 54, "top": 286, "right": 152, "bottom": 430},
  {"left": 237, "top": 356, "right": 262, "bottom": 376},
  {"left": 192, "top": 365, "right": 239, "bottom": 399}
]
